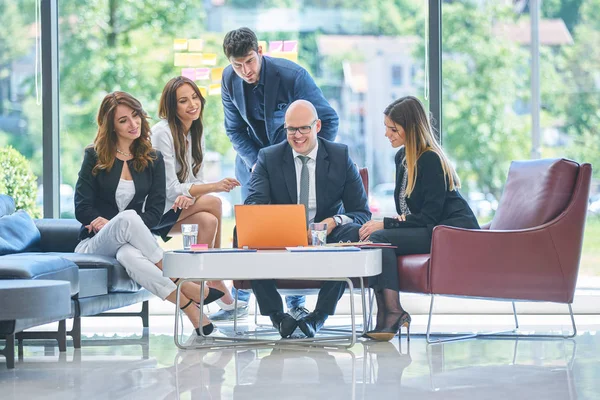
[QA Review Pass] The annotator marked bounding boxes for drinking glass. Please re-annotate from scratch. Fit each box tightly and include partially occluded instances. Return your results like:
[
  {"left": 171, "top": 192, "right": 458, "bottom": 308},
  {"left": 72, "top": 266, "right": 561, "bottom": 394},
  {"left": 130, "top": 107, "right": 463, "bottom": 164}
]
[
  {"left": 309, "top": 222, "right": 328, "bottom": 246},
  {"left": 181, "top": 224, "right": 198, "bottom": 250}
]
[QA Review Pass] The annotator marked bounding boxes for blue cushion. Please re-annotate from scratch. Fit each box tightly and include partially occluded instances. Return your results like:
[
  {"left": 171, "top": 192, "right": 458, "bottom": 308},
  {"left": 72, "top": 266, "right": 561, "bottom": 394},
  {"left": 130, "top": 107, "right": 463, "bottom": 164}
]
[
  {"left": 0, "top": 195, "right": 15, "bottom": 218},
  {"left": 0, "top": 211, "right": 41, "bottom": 255}
]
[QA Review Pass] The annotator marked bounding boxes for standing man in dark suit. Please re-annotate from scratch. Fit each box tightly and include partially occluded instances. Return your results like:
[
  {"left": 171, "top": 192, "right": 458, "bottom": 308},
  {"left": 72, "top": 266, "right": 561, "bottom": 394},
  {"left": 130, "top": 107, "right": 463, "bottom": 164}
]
[
  {"left": 217, "top": 27, "right": 339, "bottom": 321},
  {"left": 245, "top": 100, "right": 371, "bottom": 338}
]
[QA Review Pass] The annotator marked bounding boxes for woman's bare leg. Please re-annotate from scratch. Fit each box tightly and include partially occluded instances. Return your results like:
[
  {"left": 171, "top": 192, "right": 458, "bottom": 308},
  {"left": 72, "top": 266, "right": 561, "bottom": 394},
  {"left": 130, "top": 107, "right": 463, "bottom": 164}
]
[
  {"left": 168, "top": 196, "right": 234, "bottom": 305},
  {"left": 164, "top": 290, "right": 211, "bottom": 329}
]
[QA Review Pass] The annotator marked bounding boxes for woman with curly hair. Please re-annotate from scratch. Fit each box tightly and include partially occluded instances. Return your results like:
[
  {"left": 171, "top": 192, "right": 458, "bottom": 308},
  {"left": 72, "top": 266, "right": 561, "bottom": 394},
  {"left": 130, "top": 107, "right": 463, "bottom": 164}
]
[{"left": 74, "top": 91, "right": 222, "bottom": 336}]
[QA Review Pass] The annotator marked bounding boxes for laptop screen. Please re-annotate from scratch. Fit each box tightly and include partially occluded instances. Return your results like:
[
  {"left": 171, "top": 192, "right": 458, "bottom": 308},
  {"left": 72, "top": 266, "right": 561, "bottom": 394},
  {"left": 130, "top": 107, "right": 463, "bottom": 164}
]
[{"left": 235, "top": 204, "right": 308, "bottom": 249}]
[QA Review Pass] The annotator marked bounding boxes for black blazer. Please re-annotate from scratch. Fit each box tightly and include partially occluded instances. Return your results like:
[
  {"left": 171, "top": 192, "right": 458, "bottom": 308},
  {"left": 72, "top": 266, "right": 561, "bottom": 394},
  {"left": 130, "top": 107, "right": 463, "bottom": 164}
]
[
  {"left": 245, "top": 138, "right": 371, "bottom": 225},
  {"left": 74, "top": 147, "right": 166, "bottom": 241},
  {"left": 383, "top": 148, "right": 479, "bottom": 234}
]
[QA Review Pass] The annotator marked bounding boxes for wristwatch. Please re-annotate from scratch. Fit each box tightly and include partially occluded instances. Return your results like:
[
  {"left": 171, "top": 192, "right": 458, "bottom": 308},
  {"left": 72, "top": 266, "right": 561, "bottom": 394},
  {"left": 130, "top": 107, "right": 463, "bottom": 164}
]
[{"left": 333, "top": 215, "right": 343, "bottom": 226}]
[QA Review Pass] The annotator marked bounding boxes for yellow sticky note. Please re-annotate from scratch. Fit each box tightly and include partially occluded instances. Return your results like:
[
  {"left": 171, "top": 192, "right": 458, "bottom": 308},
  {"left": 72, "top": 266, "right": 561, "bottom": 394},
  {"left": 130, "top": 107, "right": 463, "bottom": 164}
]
[
  {"left": 174, "top": 53, "right": 189, "bottom": 66},
  {"left": 187, "top": 53, "right": 204, "bottom": 66},
  {"left": 202, "top": 53, "right": 218, "bottom": 66},
  {"left": 187, "top": 39, "right": 204, "bottom": 52},
  {"left": 173, "top": 39, "right": 188, "bottom": 51},
  {"left": 208, "top": 83, "right": 222, "bottom": 96},
  {"left": 210, "top": 67, "right": 224, "bottom": 82},
  {"left": 258, "top": 40, "right": 268, "bottom": 53},
  {"left": 275, "top": 51, "right": 298, "bottom": 62},
  {"left": 199, "top": 86, "right": 208, "bottom": 98}
]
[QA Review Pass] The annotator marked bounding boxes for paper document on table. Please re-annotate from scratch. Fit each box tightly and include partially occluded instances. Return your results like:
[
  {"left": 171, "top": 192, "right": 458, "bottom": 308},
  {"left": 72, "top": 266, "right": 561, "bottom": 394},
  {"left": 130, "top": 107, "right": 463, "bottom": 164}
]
[
  {"left": 325, "top": 242, "right": 397, "bottom": 248},
  {"left": 286, "top": 246, "right": 360, "bottom": 252},
  {"left": 173, "top": 248, "right": 257, "bottom": 254}
]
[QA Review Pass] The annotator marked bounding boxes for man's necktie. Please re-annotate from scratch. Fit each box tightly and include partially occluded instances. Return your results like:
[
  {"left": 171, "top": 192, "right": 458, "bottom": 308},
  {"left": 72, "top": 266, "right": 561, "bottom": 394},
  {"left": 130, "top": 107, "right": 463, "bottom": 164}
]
[{"left": 298, "top": 155, "right": 310, "bottom": 223}]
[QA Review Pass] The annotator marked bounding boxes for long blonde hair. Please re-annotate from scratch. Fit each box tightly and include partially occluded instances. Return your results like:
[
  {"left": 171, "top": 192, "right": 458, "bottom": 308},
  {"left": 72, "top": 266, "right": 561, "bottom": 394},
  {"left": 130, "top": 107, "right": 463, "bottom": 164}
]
[
  {"left": 384, "top": 96, "right": 460, "bottom": 197},
  {"left": 92, "top": 91, "right": 155, "bottom": 175},
  {"left": 158, "top": 76, "right": 205, "bottom": 183}
]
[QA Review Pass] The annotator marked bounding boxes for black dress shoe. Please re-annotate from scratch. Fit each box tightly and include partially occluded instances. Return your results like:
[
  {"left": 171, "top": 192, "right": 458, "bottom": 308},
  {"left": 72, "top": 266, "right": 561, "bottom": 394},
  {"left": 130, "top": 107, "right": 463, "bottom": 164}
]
[
  {"left": 270, "top": 312, "right": 298, "bottom": 338},
  {"left": 298, "top": 311, "right": 328, "bottom": 338}
]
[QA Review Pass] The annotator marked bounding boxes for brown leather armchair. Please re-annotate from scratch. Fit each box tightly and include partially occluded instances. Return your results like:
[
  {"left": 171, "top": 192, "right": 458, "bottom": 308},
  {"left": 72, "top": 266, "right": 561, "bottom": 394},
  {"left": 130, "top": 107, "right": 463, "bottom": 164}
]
[{"left": 397, "top": 158, "right": 592, "bottom": 342}]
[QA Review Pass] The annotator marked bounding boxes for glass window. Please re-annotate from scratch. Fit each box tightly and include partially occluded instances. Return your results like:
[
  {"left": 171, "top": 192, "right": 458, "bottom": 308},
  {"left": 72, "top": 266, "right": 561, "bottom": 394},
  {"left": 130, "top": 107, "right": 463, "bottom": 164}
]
[
  {"left": 442, "top": 0, "right": 600, "bottom": 285},
  {"left": 0, "top": 0, "right": 43, "bottom": 217},
  {"left": 391, "top": 65, "right": 403, "bottom": 86},
  {"left": 58, "top": 0, "right": 428, "bottom": 244}
]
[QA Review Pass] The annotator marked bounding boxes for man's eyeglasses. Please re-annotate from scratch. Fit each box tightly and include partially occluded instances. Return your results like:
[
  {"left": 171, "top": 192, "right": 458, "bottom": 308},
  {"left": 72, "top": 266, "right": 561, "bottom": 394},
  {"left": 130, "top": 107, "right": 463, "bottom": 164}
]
[{"left": 285, "top": 120, "right": 317, "bottom": 136}]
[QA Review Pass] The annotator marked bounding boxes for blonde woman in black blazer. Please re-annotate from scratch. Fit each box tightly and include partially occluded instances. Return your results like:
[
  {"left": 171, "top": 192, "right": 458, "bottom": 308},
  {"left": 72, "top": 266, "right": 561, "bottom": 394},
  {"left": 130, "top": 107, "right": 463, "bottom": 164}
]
[
  {"left": 359, "top": 96, "right": 479, "bottom": 341},
  {"left": 74, "top": 92, "right": 223, "bottom": 336}
]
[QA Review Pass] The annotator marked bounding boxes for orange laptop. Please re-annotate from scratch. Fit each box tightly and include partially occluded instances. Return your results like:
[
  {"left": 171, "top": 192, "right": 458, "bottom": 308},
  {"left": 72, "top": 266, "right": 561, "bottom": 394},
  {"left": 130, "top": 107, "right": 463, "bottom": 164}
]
[{"left": 235, "top": 204, "right": 308, "bottom": 249}]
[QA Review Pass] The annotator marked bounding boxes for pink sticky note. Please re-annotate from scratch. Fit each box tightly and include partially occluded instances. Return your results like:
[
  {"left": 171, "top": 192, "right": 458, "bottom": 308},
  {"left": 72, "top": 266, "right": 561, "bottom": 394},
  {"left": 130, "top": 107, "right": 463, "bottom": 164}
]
[
  {"left": 270, "top": 41, "right": 283, "bottom": 52},
  {"left": 196, "top": 68, "right": 210, "bottom": 80},
  {"left": 190, "top": 243, "right": 209, "bottom": 250},
  {"left": 283, "top": 40, "right": 298, "bottom": 52},
  {"left": 181, "top": 68, "right": 196, "bottom": 80}
]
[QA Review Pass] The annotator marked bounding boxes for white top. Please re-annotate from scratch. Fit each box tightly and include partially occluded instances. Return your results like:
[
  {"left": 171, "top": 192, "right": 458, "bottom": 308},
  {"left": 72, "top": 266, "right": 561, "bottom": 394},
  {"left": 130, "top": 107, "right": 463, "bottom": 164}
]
[
  {"left": 291, "top": 142, "right": 352, "bottom": 225},
  {"left": 162, "top": 249, "right": 382, "bottom": 280},
  {"left": 115, "top": 179, "right": 135, "bottom": 212},
  {"left": 151, "top": 119, "right": 206, "bottom": 214}
]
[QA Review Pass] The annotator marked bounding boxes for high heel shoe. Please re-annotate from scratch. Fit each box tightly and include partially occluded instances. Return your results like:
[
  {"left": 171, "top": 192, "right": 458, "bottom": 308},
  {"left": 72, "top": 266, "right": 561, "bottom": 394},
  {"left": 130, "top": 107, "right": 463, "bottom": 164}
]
[
  {"left": 364, "top": 311, "right": 411, "bottom": 342},
  {"left": 195, "top": 323, "right": 215, "bottom": 336},
  {"left": 173, "top": 279, "right": 225, "bottom": 306},
  {"left": 202, "top": 288, "right": 225, "bottom": 306},
  {"left": 180, "top": 300, "right": 216, "bottom": 336}
]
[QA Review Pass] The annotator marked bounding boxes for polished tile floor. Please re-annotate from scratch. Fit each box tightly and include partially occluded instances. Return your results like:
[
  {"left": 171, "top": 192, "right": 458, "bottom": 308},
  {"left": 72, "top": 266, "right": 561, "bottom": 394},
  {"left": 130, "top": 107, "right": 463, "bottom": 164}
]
[{"left": 1, "top": 315, "right": 599, "bottom": 399}]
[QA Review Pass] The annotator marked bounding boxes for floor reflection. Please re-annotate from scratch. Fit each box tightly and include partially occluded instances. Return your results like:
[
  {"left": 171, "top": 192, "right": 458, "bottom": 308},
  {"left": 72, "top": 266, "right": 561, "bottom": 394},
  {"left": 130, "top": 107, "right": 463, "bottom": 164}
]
[{"left": 2, "top": 327, "right": 599, "bottom": 400}]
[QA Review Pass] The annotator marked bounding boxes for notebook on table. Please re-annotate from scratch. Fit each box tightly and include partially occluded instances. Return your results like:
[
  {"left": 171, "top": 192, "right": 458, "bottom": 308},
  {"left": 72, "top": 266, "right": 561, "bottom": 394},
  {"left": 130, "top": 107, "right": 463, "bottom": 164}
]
[{"left": 235, "top": 204, "right": 309, "bottom": 250}]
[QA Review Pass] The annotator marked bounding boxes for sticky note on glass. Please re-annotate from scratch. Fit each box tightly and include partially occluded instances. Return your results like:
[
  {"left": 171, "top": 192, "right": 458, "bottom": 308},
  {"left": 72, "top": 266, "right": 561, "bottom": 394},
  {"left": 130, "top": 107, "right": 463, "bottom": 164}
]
[
  {"left": 270, "top": 41, "right": 283, "bottom": 52},
  {"left": 173, "top": 39, "right": 188, "bottom": 51},
  {"left": 202, "top": 53, "right": 217, "bottom": 65},
  {"left": 187, "top": 39, "right": 204, "bottom": 52},
  {"left": 181, "top": 68, "right": 196, "bottom": 80},
  {"left": 210, "top": 67, "right": 224, "bottom": 82},
  {"left": 283, "top": 40, "right": 298, "bottom": 52},
  {"left": 276, "top": 52, "right": 298, "bottom": 62},
  {"left": 196, "top": 68, "right": 210, "bottom": 80},
  {"left": 199, "top": 86, "right": 208, "bottom": 98},
  {"left": 258, "top": 40, "right": 268, "bottom": 52},
  {"left": 187, "top": 53, "right": 204, "bottom": 67},
  {"left": 208, "top": 84, "right": 222, "bottom": 96},
  {"left": 174, "top": 53, "right": 189, "bottom": 66}
]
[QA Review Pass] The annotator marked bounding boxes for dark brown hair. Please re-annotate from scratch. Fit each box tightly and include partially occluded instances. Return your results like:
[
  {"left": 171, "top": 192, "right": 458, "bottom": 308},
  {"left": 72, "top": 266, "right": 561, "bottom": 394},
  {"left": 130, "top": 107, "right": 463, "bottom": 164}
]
[
  {"left": 158, "top": 76, "right": 205, "bottom": 183},
  {"left": 223, "top": 27, "right": 259, "bottom": 59},
  {"left": 92, "top": 91, "right": 155, "bottom": 175}
]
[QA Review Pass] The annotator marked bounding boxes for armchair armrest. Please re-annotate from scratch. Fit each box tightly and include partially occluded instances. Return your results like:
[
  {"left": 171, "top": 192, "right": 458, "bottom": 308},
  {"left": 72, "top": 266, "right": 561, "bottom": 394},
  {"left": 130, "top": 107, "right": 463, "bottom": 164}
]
[
  {"left": 34, "top": 219, "right": 81, "bottom": 253},
  {"left": 429, "top": 225, "right": 570, "bottom": 303}
]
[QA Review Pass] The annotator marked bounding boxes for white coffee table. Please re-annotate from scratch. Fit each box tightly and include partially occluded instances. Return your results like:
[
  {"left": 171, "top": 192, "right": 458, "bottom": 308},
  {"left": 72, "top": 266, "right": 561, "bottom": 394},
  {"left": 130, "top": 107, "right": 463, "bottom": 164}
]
[{"left": 163, "top": 249, "right": 382, "bottom": 350}]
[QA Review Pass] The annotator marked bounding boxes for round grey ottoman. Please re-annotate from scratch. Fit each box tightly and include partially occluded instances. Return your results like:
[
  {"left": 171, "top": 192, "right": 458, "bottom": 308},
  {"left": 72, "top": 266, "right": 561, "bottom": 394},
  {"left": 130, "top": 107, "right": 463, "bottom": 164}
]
[{"left": 0, "top": 280, "right": 71, "bottom": 320}]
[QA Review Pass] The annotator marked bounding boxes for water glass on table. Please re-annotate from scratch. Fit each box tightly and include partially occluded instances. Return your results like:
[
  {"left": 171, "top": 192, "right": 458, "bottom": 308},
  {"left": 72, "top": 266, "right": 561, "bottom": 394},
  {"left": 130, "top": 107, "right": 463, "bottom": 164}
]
[
  {"left": 181, "top": 224, "right": 198, "bottom": 250},
  {"left": 310, "top": 222, "right": 328, "bottom": 246}
]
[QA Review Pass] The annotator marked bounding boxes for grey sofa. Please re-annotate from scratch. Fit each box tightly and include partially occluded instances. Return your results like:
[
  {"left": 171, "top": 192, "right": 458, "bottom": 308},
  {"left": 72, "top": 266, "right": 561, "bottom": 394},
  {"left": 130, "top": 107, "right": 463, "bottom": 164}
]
[{"left": 0, "top": 194, "right": 153, "bottom": 368}]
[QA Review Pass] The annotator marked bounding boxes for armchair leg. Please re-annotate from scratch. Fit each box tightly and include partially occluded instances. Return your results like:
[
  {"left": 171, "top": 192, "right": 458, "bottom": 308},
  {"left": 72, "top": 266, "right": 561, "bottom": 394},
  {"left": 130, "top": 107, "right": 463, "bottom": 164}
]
[{"left": 425, "top": 295, "right": 577, "bottom": 343}]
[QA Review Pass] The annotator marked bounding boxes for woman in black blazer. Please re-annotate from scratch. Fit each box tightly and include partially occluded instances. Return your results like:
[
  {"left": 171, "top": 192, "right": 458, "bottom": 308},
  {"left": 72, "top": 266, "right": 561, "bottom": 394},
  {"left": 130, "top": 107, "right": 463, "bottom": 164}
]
[
  {"left": 359, "top": 96, "right": 479, "bottom": 341},
  {"left": 74, "top": 91, "right": 223, "bottom": 336}
]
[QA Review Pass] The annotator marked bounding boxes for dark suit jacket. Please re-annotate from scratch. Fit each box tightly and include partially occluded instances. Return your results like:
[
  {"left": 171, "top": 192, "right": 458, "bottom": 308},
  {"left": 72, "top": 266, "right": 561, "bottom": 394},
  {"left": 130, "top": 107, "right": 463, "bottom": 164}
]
[
  {"left": 221, "top": 56, "right": 339, "bottom": 192},
  {"left": 245, "top": 138, "right": 370, "bottom": 225},
  {"left": 74, "top": 147, "right": 166, "bottom": 241},
  {"left": 383, "top": 148, "right": 479, "bottom": 234}
]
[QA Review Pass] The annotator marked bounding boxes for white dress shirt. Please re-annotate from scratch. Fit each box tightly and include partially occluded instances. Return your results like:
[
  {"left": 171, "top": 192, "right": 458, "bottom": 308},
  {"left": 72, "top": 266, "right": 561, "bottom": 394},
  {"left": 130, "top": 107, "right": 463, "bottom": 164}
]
[
  {"left": 151, "top": 119, "right": 205, "bottom": 214},
  {"left": 292, "top": 142, "right": 351, "bottom": 225}
]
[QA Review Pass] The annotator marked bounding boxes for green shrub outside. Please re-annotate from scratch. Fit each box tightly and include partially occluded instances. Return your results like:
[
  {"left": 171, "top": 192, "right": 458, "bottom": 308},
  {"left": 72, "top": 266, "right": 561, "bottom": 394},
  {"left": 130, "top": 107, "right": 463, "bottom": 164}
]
[{"left": 0, "top": 145, "right": 41, "bottom": 218}]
